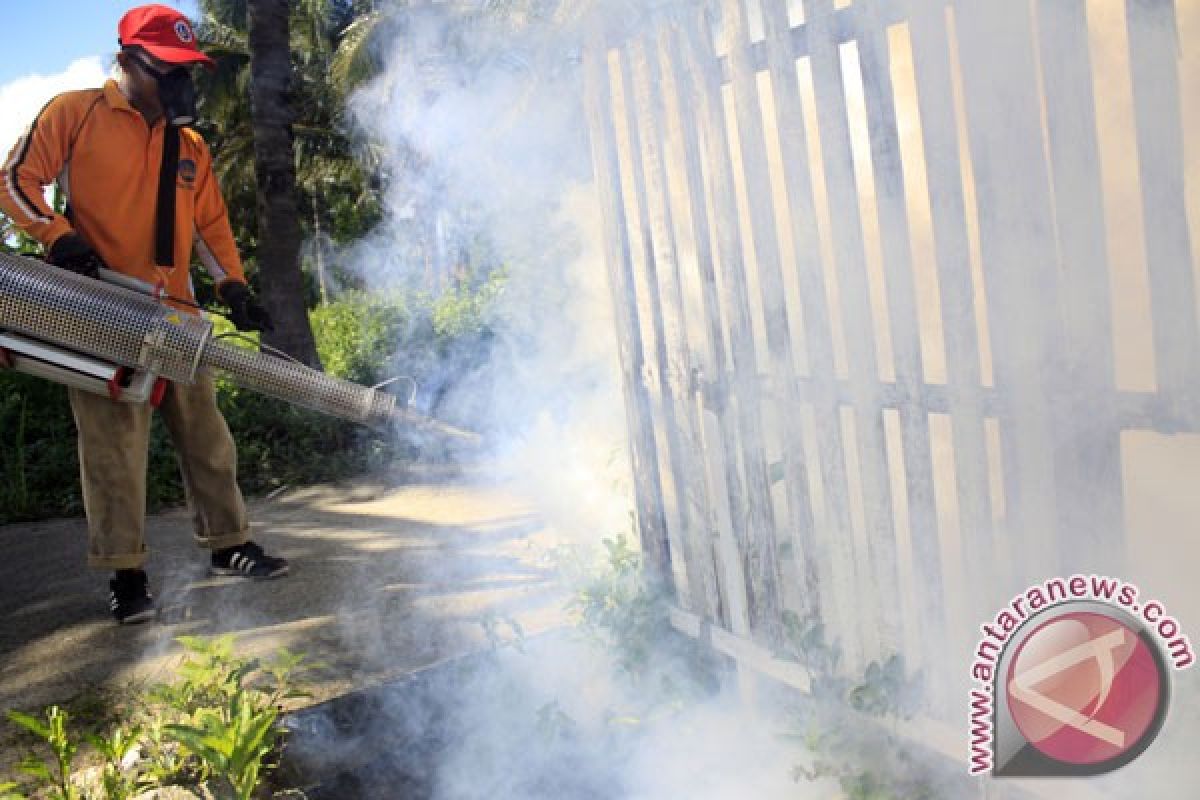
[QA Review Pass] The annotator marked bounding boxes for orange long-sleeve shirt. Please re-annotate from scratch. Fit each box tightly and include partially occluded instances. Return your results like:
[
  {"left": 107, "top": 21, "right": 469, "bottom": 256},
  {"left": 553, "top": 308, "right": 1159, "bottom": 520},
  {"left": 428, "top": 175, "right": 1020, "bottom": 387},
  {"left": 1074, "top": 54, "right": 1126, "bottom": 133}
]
[{"left": 1, "top": 80, "right": 245, "bottom": 312}]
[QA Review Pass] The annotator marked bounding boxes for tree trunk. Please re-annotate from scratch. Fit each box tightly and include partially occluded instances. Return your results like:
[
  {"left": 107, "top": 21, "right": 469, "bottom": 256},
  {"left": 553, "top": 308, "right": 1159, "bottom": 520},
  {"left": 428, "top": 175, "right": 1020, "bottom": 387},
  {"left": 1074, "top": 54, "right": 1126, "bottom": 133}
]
[{"left": 247, "top": 0, "right": 322, "bottom": 367}]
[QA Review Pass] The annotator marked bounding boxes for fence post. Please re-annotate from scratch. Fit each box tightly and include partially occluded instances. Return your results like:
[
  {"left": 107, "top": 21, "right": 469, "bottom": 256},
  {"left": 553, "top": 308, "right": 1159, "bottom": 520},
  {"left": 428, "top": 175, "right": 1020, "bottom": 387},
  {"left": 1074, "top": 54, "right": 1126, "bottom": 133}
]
[
  {"left": 951, "top": 0, "right": 1065, "bottom": 587},
  {"left": 677, "top": 8, "right": 783, "bottom": 644},
  {"left": 904, "top": 0, "right": 1000, "bottom": 667},
  {"left": 582, "top": 28, "right": 673, "bottom": 586},
  {"left": 717, "top": 0, "right": 826, "bottom": 642},
  {"left": 657, "top": 20, "right": 749, "bottom": 633},
  {"left": 801, "top": 0, "right": 904, "bottom": 660},
  {"left": 624, "top": 33, "right": 723, "bottom": 622},
  {"left": 757, "top": 0, "right": 863, "bottom": 664},
  {"left": 1125, "top": 0, "right": 1200, "bottom": 421},
  {"left": 851, "top": 2, "right": 952, "bottom": 676},
  {"left": 1035, "top": 0, "right": 1125, "bottom": 572}
]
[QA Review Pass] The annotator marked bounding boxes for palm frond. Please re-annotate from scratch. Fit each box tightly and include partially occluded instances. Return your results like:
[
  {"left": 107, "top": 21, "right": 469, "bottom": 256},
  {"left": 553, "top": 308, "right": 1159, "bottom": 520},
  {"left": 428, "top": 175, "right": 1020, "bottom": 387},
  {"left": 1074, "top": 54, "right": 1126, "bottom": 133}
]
[{"left": 330, "top": 10, "right": 384, "bottom": 96}]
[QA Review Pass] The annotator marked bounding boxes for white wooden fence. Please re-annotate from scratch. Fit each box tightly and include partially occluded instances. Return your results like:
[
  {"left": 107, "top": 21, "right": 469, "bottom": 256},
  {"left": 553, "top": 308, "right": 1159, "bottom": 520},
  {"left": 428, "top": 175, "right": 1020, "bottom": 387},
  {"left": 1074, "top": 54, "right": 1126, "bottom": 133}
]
[{"left": 582, "top": 0, "right": 1198, "bottom": 732}]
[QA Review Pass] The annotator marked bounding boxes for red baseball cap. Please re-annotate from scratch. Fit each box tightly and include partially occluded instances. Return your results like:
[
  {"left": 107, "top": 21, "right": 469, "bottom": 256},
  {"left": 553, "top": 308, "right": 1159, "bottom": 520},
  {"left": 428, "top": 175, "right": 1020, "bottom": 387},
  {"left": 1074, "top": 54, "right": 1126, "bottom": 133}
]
[{"left": 118, "top": 4, "right": 214, "bottom": 67}]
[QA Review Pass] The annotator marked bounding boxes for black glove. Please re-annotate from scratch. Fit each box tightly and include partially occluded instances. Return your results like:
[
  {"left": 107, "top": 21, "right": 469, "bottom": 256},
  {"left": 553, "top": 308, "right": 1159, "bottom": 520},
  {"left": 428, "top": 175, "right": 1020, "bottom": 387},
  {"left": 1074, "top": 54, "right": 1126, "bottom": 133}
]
[
  {"left": 218, "top": 282, "right": 274, "bottom": 333},
  {"left": 47, "top": 233, "right": 106, "bottom": 278}
]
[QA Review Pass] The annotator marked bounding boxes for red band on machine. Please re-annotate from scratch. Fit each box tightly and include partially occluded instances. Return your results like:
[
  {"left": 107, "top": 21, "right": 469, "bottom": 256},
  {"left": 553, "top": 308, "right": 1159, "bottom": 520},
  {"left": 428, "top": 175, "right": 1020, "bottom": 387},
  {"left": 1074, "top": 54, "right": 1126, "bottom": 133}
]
[
  {"left": 150, "top": 378, "right": 169, "bottom": 408},
  {"left": 107, "top": 367, "right": 129, "bottom": 401}
]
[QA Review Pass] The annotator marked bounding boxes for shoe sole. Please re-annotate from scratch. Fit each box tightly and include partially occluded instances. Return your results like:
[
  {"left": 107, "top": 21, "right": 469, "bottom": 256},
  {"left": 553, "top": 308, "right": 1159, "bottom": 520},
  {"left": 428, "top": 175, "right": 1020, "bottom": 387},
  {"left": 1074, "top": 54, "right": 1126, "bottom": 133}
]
[{"left": 209, "top": 565, "right": 290, "bottom": 579}]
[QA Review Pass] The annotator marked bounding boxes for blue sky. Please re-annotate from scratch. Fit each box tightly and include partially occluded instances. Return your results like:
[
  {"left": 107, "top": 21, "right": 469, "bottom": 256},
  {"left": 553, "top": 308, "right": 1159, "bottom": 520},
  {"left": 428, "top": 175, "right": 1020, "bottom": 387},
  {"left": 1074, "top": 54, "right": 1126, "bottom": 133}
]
[
  {"left": 0, "top": 2, "right": 201, "bottom": 153},
  {"left": 0, "top": 1, "right": 200, "bottom": 86}
]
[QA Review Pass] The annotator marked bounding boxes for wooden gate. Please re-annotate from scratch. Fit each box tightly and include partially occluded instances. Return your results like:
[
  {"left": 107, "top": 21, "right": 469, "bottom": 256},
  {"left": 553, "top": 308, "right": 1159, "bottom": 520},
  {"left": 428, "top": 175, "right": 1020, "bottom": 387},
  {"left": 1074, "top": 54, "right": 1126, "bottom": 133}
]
[{"left": 582, "top": 0, "right": 1198, "bottom": 739}]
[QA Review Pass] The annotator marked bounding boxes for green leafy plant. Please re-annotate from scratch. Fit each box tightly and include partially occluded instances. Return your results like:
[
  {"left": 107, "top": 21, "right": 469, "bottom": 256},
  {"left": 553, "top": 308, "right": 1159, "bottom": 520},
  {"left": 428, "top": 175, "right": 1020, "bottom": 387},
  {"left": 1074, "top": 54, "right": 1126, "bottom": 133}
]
[
  {"left": 164, "top": 693, "right": 279, "bottom": 800},
  {"left": 255, "top": 648, "right": 317, "bottom": 710},
  {"left": 84, "top": 725, "right": 145, "bottom": 800},
  {"left": 3, "top": 636, "right": 314, "bottom": 799},
  {"left": 848, "top": 654, "right": 918, "bottom": 718},
  {"left": 559, "top": 523, "right": 720, "bottom": 729},
  {"left": 151, "top": 635, "right": 261, "bottom": 717},
  {"left": 0, "top": 392, "right": 28, "bottom": 516},
  {"left": 0, "top": 782, "right": 26, "bottom": 800},
  {"left": 6, "top": 706, "right": 79, "bottom": 800},
  {"left": 137, "top": 719, "right": 191, "bottom": 789},
  {"left": 779, "top": 609, "right": 842, "bottom": 683},
  {"left": 150, "top": 635, "right": 312, "bottom": 795},
  {"left": 0, "top": 372, "right": 82, "bottom": 524},
  {"left": 779, "top": 612, "right": 934, "bottom": 798},
  {"left": 309, "top": 289, "right": 411, "bottom": 385},
  {"left": 566, "top": 532, "right": 670, "bottom": 680}
]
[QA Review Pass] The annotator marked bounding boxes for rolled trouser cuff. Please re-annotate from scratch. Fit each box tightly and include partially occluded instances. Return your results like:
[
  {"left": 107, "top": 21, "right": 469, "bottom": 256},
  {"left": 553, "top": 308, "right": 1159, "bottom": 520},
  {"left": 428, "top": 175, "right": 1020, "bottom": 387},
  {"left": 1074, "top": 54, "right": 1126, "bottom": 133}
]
[
  {"left": 197, "top": 529, "right": 250, "bottom": 551},
  {"left": 88, "top": 550, "right": 148, "bottom": 571}
]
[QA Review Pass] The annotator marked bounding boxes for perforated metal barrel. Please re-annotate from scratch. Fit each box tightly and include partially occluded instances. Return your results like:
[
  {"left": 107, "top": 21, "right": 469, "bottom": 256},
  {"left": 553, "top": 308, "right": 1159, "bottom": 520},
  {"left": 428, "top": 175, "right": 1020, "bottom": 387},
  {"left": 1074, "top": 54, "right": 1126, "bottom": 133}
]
[
  {"left": 1, "top": 251, "right": 480, "bottom": 443},
  {"left": 203, "top": 338, "right": 398, "bottom": 429},
  {"left": 0, "top": 251, "right": 210, "bottom": 382}
]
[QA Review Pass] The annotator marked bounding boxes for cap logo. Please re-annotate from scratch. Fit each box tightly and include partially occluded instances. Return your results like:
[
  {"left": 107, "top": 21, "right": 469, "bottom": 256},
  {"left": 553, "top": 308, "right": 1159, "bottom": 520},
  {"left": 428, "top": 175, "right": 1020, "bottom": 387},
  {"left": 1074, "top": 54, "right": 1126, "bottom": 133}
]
[{"left": 174, "top": 20, "right": 194, "bottom": 44}]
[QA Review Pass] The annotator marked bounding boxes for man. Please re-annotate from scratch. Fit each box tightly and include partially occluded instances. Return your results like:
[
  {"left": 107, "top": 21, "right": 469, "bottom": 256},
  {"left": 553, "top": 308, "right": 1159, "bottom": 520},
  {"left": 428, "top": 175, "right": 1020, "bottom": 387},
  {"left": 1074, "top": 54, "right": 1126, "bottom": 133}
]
[{"left": 0, "top": 4, "right": 288, "bottom": 624}]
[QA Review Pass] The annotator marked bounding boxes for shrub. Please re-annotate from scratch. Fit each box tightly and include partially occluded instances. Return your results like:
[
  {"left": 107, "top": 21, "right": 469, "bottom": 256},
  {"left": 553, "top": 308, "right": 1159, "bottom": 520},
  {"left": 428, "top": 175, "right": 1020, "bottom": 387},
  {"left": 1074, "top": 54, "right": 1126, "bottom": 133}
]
[
  {"left": 0, "top": 372, "right": 81, "bottom": 522},
  {"left": 309, "top": 289, "right": 411, "bottom": 386}
]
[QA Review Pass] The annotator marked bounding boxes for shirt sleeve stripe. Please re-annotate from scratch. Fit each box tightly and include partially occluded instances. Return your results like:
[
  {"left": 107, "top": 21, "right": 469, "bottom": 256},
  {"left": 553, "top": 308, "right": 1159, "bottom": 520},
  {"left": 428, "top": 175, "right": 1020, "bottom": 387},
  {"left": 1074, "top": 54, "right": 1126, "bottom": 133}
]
[
  {"left": 194, "top": 229, "right": 229, "bottom": 284},
  {"left": 3, "top": 131, "right": 52, "bottom": 225}
]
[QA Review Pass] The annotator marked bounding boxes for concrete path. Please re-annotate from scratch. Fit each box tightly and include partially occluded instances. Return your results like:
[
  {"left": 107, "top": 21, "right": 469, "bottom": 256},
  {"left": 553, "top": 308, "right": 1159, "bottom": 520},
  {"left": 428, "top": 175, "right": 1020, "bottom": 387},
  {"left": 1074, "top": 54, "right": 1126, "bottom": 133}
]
[{"left": 0, "top": 465, "right": 568, "bottom": 727}]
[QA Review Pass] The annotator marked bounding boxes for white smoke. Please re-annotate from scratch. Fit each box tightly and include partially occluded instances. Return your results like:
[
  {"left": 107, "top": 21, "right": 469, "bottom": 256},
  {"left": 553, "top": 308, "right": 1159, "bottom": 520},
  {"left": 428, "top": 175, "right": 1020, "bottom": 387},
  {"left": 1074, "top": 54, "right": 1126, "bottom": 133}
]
[
  {"left": 333, "top": 3, "right": 845, "bottom": 799},
  {"left": 328, "top": 0, "right": 1200, "bottom": 797},
  {"left": 347, "top": 2, "right": 639, "bottom": 542}
]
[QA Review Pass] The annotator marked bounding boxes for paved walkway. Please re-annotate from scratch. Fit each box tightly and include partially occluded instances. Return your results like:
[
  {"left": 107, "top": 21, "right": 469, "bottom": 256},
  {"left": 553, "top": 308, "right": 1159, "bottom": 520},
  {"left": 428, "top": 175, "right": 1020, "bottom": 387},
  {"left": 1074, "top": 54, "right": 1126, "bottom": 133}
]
[{"left": 0, "top": 466, "right": 568, "bottom": 722}]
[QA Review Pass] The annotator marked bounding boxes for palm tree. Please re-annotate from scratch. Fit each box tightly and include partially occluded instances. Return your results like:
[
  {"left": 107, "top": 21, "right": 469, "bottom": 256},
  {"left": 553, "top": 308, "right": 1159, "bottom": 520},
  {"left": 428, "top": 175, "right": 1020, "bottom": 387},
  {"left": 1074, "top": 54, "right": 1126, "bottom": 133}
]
[
  {"left": 245, "top": 0, "right": 322, "bottom": 365},
  {"left": 192, "top": 0, "right": 388, "bottom": 362},
  {"left": 195, "top": 0, "right": 386, "bottom": 251}
]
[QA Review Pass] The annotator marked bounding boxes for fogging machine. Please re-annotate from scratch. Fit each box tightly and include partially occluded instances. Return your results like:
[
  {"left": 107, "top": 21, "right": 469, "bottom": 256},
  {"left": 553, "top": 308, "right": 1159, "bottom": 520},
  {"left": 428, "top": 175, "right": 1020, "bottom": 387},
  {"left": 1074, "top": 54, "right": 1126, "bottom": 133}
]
[{"left": 0, "top": 250, "right": 479, "bottom": 444}]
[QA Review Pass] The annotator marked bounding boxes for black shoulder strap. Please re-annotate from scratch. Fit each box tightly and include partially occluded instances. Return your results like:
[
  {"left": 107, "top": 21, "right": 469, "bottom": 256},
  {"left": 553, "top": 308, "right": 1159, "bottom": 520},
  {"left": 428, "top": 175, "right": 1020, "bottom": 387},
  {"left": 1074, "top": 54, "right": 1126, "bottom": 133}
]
[{"left": 155, "top": 124, "right": 180, "bottom": 268}]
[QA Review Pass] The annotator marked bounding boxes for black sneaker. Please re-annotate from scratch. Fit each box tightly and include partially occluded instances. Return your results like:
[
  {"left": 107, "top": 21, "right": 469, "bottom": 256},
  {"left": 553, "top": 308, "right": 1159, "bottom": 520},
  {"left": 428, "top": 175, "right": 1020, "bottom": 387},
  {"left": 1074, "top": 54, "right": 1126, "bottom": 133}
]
[
  {"left": 109, "top": 569, "right": 156, "bottom": 625},
  {"left": 210, "top": 541, "right": 289, "bottom": 579}
]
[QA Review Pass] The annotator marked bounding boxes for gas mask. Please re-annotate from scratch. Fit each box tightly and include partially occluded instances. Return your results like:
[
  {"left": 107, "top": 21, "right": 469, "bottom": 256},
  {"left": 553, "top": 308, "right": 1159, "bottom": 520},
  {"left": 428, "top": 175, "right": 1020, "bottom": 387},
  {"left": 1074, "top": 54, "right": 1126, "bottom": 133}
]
[{"left": 132, "top": 54, "right": 198, "bottom": 127}]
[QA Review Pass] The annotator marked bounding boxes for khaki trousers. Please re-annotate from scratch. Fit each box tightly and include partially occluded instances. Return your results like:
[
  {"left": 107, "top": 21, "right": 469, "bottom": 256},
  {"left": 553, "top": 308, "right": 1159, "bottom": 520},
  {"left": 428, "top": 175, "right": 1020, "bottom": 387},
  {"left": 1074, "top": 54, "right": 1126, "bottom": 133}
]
[{"left": 68, "top": 371, "right": 249, "bottom": 570}]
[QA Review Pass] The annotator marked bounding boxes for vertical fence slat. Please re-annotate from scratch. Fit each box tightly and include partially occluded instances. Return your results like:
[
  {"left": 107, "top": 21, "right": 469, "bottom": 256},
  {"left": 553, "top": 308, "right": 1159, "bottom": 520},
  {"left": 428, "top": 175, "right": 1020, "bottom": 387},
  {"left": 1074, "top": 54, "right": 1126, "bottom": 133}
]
[
  {"left": 1035, "top": 0, "right": 1124, "bottom": 570},
  {"left": 628, "top": 32, "right": 724, "bottom": 623},
  {"left": 905, "top": 0, "right": 999, "bottom": 632},
  {"left": 758, "top": 0, "right": 862, "bottom": 660},
  {"left": 721, "top": 0, "right": 825, "bottom": 634},
  {"left": 614, "top": 41, "right": 710, "bottom": 611},
  {"left": 802, "top": 0, "right": 903, "bottom": 656},
  {"left": 678, "top": 9, "right": 781, "bottom": 642},
  {"left": 582, "top": 29, "right": 673, "bottom": 584},
  {"left": 658, "top": 20, "right": 752, "bottom": 631},
  {"left": 851, "top": 0, "right": 949, "bottom": 664},
  {"left": 1124, "top": 0, "right": 1200, "bottom": 416},
  {"left": 952, "top": 0, "right": 1064, "bottom": 583}
]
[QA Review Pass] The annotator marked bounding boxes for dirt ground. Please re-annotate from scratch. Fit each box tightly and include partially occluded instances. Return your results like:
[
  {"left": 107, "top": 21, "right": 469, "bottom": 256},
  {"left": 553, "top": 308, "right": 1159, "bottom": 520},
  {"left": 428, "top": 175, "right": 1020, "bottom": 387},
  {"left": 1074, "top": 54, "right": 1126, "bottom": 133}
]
[{"left": 0, "top": 465, "right": 570, "bottom": 764}]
